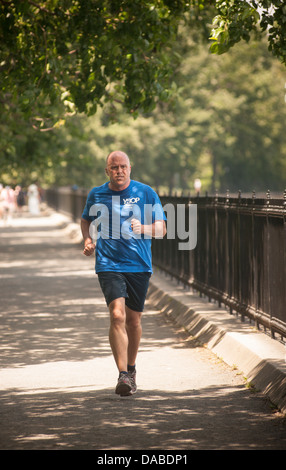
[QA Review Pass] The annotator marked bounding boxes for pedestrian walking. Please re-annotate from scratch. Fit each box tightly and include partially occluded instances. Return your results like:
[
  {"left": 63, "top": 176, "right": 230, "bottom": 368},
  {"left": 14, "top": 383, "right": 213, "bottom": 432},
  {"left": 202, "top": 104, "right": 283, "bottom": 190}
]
[
  {"left": 27, "top": 183, "right": 40, "bottom": 215},
  {"left": 15, "top": 185, "right": 26, "bottom": 215},
  {"left": 0, "top": 184, "right": 3, "bottom": 221},
  {"left": 1, "top": 185, "right": 16, "bottom": 225},
  {"left": 81, "top": 150, "right": 166, "bottom": 396}
]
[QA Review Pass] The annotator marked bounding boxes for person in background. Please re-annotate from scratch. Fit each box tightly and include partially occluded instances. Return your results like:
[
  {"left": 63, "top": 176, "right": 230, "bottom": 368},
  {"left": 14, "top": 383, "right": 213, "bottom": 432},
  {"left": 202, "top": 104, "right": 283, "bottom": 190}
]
[
  {"left": 15, "top": 185, "right": 26, "bottom": 215},
  {"left": 1, "top": 185, "right": 16, "bottom": 226},
  {"left": 0, "top": 184, "right": 3, "bottom": 221},
  {"left": 27, "top": 183, "right": 40, "bottom": 215}
]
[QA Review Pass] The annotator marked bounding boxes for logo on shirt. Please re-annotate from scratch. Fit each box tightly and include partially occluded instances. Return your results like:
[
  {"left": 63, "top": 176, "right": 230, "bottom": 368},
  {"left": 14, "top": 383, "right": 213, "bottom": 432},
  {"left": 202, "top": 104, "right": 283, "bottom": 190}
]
[{"left": 123, "top": 197, "right": 140, "bottom": 205}]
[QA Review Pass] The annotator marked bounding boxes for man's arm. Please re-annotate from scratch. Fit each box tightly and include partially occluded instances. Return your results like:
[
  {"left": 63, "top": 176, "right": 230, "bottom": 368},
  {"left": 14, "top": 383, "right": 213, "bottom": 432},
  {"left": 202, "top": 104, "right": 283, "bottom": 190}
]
[
  {"left": 131, "top": 218, "right": 166, "bottom": 238},
  {"left": 81, "top": 218, "right": 95, "bottom": 256}
]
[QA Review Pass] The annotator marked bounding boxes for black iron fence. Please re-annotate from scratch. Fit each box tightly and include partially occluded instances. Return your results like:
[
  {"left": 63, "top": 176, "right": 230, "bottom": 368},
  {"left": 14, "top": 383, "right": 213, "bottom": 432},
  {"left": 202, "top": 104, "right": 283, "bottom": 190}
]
[
  {"left": 45, "top": 186, "right": 88, "bottom": 222},
  {"left": 153, "top": 190, "right": 286, "bottom": 343},
  {"left": 45, "top": 187, "right": 286, "bottom": 342}
]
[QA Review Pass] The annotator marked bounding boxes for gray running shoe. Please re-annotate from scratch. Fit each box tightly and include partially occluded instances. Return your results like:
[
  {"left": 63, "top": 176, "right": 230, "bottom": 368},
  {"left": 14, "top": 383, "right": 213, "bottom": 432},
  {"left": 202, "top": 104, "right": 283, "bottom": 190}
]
[
  {"left": 115, "top": 372, "right": 132, "bottom": 396},
  {"left": 128, "top": 369, "right": 137, "bottom": 394}
]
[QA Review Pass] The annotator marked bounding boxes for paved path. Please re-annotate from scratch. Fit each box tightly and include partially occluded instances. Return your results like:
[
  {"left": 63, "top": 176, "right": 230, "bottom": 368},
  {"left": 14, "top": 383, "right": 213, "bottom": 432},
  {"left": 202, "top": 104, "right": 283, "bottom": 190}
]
[{"left": 0, "top": 213, "right": 285, "bottom": 450}]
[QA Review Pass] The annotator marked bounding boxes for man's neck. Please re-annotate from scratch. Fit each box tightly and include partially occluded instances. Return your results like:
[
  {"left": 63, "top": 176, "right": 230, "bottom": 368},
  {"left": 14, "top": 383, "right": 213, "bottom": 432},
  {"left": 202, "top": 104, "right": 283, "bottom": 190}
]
[{"left": 108, "top": 179, "right": 131, "bottom": 191}]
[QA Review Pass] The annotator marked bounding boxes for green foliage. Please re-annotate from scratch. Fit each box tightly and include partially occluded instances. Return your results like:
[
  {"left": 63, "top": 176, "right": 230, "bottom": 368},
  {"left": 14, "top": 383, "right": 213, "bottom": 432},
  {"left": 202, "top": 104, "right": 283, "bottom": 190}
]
[
  {"left": 48, "top": 35, "right": 286, "bottom": 194},
  {"left": 1, "top": 1, "right": 286, "bottom": 131},
  {"left": 1, "top": 1, "right": 286, "bottom": 194},
  {"left": 181, "top": 36, "right": 286, "bottom": 192},
  {"left": 0, "top": 0, "right": 194, "bottom": 125},
  {"left": 210, "top": 1, "right": 286, "bottom": 65}
]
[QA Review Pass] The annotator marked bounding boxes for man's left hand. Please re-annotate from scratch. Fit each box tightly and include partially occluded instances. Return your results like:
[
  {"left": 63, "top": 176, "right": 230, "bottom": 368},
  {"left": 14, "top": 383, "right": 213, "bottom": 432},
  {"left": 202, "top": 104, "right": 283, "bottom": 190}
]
[{"left": 131, "top": 218, "right": 142, "bottom": 235}]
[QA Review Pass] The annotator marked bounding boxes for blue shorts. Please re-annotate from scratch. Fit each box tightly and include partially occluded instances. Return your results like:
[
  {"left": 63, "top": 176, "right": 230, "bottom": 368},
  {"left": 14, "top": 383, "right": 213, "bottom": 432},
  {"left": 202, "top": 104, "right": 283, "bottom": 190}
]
[{"left": 97, "top": 272, "right": 151, "bottom": 312}]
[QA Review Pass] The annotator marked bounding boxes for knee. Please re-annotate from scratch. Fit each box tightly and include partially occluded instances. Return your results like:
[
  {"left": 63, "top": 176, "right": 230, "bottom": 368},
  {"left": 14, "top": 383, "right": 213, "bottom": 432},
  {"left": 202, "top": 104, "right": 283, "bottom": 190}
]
[
  {"left": 126, "top": 313, "right": 142, "bottom": 330},
  {"left": 110, "top": 307, "right": 125, "bottom": 327}
]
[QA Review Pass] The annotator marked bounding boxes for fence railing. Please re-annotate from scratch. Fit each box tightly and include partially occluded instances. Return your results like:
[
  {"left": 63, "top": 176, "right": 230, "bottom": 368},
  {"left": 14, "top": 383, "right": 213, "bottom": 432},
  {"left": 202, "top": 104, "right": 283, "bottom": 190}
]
[
  {"left": 45, "top": 187, "right": 286, "bottom": 342},
  {"left": 153, "top": 191, "right": 286, "bottom": 343},
  {"left": 45, "top": 186, "right": 88, "bottom": 222}
]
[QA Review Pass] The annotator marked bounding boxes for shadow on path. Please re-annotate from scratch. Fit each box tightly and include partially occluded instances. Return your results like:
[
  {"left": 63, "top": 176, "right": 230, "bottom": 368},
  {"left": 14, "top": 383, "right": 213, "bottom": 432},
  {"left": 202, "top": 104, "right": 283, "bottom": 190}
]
[
  {"left": 1, "top": 216, "right": 285, "bottom": 450},
  {"left": 0, "top": 384, "right": 285, "bottom": 450}
]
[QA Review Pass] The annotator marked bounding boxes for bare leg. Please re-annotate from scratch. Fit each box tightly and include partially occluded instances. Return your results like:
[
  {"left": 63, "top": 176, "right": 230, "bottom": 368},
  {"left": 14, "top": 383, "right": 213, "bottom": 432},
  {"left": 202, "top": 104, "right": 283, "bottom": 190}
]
[
  {"left": 125, "top": 306, "right": 142, "bottom": 367},
  {"left": 108, "top": 298, "right": 142, "bottom": 372},
  {"left": 108, "top": 297, "right": 128, "bottom": 372}
]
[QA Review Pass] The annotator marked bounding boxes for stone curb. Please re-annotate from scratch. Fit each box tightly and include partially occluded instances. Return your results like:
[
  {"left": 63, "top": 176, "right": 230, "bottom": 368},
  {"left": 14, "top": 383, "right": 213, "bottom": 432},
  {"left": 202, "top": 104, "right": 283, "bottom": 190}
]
[{"left": 148, "top": 270, "right": 286, "bottom": 414}]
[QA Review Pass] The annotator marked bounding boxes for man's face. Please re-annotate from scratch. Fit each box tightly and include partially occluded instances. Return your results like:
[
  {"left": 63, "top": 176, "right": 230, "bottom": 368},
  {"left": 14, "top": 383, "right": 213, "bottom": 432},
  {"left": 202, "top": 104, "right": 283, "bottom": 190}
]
[{"left": 105, "top": 154, "right": 131, "bottom": 190}]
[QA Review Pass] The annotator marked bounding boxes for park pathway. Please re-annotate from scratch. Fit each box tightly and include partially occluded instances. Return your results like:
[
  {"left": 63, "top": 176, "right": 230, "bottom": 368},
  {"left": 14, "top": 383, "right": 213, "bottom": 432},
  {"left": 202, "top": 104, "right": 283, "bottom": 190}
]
[{"left": 0, "top": 211, "right": 285, "bottom": 450}]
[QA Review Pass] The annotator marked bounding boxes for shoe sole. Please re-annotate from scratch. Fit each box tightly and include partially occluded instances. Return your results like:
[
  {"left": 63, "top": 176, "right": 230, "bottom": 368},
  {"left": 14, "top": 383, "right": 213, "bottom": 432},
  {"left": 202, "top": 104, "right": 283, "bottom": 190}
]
[{"left": 115, "top": 382, "right": 132, "bottom": 397}]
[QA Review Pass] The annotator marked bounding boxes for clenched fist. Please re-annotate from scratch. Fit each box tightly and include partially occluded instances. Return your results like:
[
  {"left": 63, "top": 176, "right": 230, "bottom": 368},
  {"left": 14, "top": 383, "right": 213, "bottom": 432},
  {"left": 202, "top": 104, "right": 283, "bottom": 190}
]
[
  {"left": 83, "top": 241, "right": 95, "bottom": 256},
  {"left": 131, "top": 218, "right": 142, "bottom": 235}
]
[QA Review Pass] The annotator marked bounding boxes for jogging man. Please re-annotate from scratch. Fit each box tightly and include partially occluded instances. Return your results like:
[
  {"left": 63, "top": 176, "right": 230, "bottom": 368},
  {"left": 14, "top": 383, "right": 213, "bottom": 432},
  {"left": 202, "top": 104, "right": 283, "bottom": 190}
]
[{"left": 81, "top": 150, "right": 166, "bottom": 396}]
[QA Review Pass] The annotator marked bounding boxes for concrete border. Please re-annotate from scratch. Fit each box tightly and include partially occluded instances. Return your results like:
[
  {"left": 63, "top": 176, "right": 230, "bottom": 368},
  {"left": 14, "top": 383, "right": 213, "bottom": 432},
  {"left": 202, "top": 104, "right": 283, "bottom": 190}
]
[{"left": 148, "top": 269, "right": 286, "bottom": 414}]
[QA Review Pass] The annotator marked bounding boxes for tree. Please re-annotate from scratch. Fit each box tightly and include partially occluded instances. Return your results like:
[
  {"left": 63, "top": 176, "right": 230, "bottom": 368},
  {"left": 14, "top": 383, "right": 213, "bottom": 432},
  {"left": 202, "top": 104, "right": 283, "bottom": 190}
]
[
  {"left": 2, "top": 1, "right": 286, "bottom": 131},
  {"left": 210, "top": 0, "right": 286, "bottom": 66},
  {"left": 1, "top": 0, "right": 286, "bottom": 188},
  {"left": 166, "top": 30, "right": 286, "bottom": 193},
  {"left": 82, "top": 34, "right": 286, "bottom": 194},
  {"left": 0, "top": 0, "right": 201, "bottom": 128}
]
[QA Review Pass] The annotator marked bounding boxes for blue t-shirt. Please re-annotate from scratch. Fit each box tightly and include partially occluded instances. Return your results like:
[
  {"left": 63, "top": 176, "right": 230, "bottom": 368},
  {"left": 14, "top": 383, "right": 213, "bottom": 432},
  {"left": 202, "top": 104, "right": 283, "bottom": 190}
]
[{"left": 81, "top": 180, "right": 166, "bottom": 273}]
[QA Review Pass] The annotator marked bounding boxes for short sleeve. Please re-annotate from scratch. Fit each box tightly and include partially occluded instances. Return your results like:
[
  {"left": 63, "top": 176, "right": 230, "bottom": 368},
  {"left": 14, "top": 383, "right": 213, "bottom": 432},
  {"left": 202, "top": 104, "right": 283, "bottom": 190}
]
[
  {"left": 81, "top": 189, "right": 95, "bottom": 221},
  {"left": 151, "top": 190, "right": 166, "bottom": 223}
]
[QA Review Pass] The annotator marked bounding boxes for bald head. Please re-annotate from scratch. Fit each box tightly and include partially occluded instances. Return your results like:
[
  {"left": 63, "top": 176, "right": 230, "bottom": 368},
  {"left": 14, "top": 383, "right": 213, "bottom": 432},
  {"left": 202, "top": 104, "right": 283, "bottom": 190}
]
[
  {"left": 106, "top": 151, "right": 130, "bottom": 166},
  {"left": 105, "top": 150, "right": 131, "bottom": 191}
]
